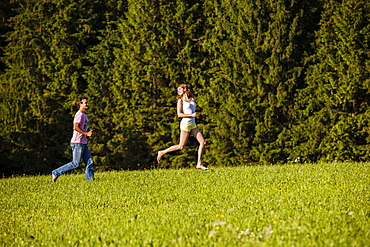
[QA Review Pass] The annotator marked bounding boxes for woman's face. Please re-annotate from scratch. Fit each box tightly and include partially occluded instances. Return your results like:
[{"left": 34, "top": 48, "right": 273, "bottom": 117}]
[{"left": 177, "top": 86, "right": 185, "bottom": 96}]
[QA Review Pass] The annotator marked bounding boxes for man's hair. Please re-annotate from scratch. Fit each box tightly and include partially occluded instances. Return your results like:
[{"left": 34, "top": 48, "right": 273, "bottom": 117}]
[{"left": 75, "top": 95, "right": 88, "bottom": 109}]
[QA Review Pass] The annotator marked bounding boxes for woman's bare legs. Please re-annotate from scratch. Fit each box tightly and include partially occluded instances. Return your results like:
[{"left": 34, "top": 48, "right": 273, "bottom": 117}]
[
  {"left": 191, "top": 128, "right": 208, "bottom": 170},
  {"left": 157, "top": 130, "right": 190, "bottom": 163}
]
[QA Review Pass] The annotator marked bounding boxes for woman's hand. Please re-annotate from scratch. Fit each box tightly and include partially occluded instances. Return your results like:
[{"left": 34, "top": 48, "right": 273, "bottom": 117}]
[{"left": 192, "top": 112, "right": 199, "bottom": 117}]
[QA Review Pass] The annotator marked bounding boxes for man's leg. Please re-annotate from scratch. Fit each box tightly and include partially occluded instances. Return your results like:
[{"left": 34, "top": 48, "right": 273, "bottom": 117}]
[
  {"left": 52, "top": 143, "right": 82, "bottom": 182},
  {"left": 82, "top": 145, "right": 94, "bottom": 181}
]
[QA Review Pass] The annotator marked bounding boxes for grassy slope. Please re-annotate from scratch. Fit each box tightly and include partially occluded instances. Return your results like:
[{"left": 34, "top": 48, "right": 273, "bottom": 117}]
[{"left": 1, "top": 162, "right": 369, "bottom": 246}]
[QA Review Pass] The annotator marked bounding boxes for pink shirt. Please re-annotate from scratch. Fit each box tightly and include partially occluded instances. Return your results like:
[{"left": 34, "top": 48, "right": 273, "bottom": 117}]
[{"left": 70, "top": 110, "right": 88, "bottom": 144}]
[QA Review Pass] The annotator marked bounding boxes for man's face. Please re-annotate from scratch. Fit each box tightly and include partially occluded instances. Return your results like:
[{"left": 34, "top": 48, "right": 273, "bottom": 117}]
[{"left": 80, "top": 99, "right": 89, "bottom": 111}]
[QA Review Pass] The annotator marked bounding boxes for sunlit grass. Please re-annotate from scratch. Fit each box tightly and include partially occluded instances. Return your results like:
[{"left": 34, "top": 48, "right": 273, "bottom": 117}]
[{"left": 1, "top": 162, "right": 369, "bottom": 246}]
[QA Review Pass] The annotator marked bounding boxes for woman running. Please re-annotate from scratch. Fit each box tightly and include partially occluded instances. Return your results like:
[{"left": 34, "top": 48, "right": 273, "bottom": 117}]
[{"left": 157, "top": 84, "right": 208, "bottom": 170}]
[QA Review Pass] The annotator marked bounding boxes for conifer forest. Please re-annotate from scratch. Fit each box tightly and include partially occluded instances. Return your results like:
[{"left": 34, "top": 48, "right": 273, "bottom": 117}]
[{"left": 0, "top": 0, "right": 369, "bottom": 175}]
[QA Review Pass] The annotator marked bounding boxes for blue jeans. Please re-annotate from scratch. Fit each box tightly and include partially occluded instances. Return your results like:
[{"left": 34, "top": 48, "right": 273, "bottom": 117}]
[{"left": 52, "top": 143, "right": 94, "bottom": 181}]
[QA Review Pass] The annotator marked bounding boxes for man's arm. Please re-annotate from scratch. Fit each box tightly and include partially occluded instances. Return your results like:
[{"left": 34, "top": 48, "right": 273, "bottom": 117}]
[{"left": 73, "top": 122, "right": 93, "bottom": 137}]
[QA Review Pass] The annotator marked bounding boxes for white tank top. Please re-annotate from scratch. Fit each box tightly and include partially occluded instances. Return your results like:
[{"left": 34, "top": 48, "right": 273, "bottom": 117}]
[{"left": 181, "top": 99, "right": 196, "bottom": 125}]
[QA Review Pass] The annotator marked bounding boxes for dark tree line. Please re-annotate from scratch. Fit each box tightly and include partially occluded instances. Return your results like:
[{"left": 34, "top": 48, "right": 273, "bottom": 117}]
[{"left": 0, "top": 0, "right": 369, "bottom": 175}]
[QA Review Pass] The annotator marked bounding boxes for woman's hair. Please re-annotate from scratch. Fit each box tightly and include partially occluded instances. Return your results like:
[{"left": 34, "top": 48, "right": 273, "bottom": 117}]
[
  {"left": 177, "top": 84, "right": 195, "bottom": 100},
  {"left": 75, "top": 95, "right": 88, "bottom": 109}
]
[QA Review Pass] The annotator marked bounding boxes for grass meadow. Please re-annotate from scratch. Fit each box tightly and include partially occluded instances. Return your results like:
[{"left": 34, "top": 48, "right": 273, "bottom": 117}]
[{"left": 1, "top": 162, "right": 369, "bottom": 246}]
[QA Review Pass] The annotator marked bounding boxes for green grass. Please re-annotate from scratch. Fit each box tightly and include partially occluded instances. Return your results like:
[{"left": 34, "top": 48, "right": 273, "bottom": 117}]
[{"left": 1, "top": 162, "right": 369, "bottom": 246}]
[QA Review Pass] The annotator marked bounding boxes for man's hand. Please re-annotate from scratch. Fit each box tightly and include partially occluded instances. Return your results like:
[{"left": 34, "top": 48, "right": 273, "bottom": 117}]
[{"left": 86, "top": 130, "right": 93, "bottom": 137}]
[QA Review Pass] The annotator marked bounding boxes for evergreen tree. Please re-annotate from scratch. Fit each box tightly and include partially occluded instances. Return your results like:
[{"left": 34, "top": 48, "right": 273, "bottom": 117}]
[
  {"left": 0, "top": 0, "right": 105, "bottom": 175},
  {"left": 290, "top": 0, "right": 370, "bottom": 162},
  {"left": 200, "top": 0, "right": 319, "bottom": 164},
  {"left": 84, "top": 0, "right": 128, "bottom": 170},
  {"left": 111, "top": 0, "right": 206, "bottom": 169},
  {"left": 0, "top": 0, "right": 19, "bottom": 72},
  {"left": 0, "top": 0, "right": 20, "bottom": 174}
]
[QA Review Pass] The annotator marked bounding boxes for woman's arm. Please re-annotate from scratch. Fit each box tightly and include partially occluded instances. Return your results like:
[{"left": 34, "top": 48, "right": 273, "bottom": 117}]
[{"left": 177, "top": 99, "right": 199, "bottom": 118}]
